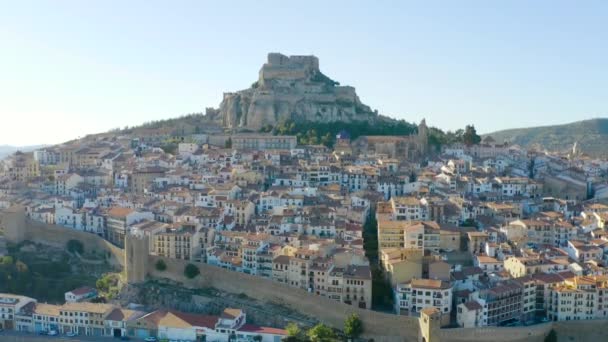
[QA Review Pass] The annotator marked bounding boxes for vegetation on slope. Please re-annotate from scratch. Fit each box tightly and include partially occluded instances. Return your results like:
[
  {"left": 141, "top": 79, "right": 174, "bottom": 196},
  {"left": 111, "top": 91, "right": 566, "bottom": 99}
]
[
  {"left": 0, "top": 242, "right": 103, "bottom": 303},
  {"left": 485, "top": 118, "right": 608, "bottom": 156},
  {"left": 259, "top": 119, "right": 482, "bottom": 151},
  {"left": 260, "top": 119, "right": 418, "bottom": 147}
]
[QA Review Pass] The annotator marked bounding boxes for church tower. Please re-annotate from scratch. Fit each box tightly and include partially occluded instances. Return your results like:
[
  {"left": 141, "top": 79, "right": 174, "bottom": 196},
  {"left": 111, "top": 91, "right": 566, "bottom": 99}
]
[{"left": 418, "top": 118, "right": 429, "bottom": 155}]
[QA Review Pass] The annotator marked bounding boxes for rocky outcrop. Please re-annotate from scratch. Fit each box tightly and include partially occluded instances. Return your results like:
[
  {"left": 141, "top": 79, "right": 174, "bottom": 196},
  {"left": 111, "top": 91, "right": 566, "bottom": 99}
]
[{"left": 214, "top": 53, "right": 378, "bottom": 130}]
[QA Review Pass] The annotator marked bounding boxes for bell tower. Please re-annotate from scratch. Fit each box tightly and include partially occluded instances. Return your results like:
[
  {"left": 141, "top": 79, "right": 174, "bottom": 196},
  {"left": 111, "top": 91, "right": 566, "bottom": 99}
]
[{"left": 418, "top": 118, "right": 429, "bottom": 155}]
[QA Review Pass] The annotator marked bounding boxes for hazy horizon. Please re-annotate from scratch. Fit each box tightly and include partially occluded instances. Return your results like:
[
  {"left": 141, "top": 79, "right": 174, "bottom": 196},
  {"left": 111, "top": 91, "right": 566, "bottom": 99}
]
[{"left": 1, "top": 1, "right": 607, "bottom": 146}]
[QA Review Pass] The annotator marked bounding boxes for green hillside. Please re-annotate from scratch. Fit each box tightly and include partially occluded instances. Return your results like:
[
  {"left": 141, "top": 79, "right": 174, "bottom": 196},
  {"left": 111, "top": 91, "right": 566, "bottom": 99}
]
[{"left": 485, "top": 118, "right": 608, "bottom": 156}]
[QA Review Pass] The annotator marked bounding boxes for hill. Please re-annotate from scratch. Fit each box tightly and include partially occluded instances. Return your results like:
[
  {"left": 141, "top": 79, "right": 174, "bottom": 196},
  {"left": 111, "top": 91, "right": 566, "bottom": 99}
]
[
  {"left": 0, "top": 145, "right": 46, "bottom": 160},
  {"left": 485, "top": 118, "right": 608, "bottom": 156},
  {"left": 109, "top": 53, "right": 477, "bottom": 150},
  {"left": 209, "top": 53, "right": 379, "bottom": 130}
]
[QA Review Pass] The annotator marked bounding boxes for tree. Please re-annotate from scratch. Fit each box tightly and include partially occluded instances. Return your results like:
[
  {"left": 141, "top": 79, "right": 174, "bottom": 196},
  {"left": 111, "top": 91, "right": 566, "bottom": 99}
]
[
  {"left": 66, "top": 239, "right": 84, "bottom": 254},
  {"left": 307, "top": 323, "right": 336, "bottom": 342},
  {"left": 463, "top": 125, "right": 481, "bottom": 146},
  {"left": 285, "top": 323, "right": 301, "bottom": 337},
  {"left": 461, "top": 218, "right": 478, "bottom": 228},
  {"left": 96, "top": 278, "right": 110, "bottom": 292},
  {"left": 544, "top": 329, "right": 557, "bottom": 342},
  {"left": 0, "top": 256, "right": 13, "bottom": 265},
  {"left": 155, "top": 259, "right": 167, "bottom": 271},
  {"left": 409, "top": 171, "right": 417, "bottom": 183},
  {"left": 184, "top": 263, "right": 200, "bottom": 279},
  {"left": 344, "top": 313, "right": 363, "bottom": 339},
  {"left": 320, "top": 132, "right": 332, "bottom": 147},
  {"left": 528, "top": 157, "right": 536, "bottom": 179},
  {"left": 15, "top": 261, "right": 28, "bottom": 273}
]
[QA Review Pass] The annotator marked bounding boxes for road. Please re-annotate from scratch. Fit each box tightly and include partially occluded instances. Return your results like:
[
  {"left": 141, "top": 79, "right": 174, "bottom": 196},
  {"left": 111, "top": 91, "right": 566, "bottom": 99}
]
[{"left": 0, "top": 331, "right": 136, "bottom": 342}]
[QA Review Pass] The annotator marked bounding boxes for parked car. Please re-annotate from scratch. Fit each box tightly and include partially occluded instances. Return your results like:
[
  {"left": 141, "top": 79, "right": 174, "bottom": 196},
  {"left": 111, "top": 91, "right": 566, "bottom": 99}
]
[
  {"left": 66, "top": 332, "right": 77, "bottom": 337},
  {"left": 38, "top": 331, "right": 48, "bottom": 335},
  {"left": 144, "top": 338, "right": 157, "bottom": 342},
  {"left": 48, "top": 330, "right": 58, "bottom": 336}
]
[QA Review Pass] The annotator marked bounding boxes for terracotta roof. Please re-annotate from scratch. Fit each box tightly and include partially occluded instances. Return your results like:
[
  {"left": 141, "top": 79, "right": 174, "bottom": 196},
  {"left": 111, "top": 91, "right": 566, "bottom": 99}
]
[
  {"left": 239, "top": 324, "right": 287, "bottom": 335},
  {"left": 68, "top": 286, "right": 96, "bottom": 296},
  {"left": 171, "top": 311, "right": 218, "bottom": 329},
  {"left": 463, "top": 300, "right": 483, "bottom": 311},
  {"left": 34, "top": 303, "right": 61, "bottom": 317},
  {"left": 106, "top": 308, "right": 142, "bottom": 322},
  {"left": 221, "top": 308, "right": 243, "bottom": 319},
  {"left": 411, "top": 278, "right": 451, "bottom": 290},
  {"left": 62, "top": 302, "right": 114, "bottom": 314},
  {"left": 108, "top": 207, "right": 134, "bottom": 218}
]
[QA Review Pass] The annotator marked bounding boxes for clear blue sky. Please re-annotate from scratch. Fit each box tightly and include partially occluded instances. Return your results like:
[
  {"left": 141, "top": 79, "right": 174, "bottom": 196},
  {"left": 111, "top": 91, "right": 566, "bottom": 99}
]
[{"left": 1, "top": 1, "right": 606, "bottom": 146}]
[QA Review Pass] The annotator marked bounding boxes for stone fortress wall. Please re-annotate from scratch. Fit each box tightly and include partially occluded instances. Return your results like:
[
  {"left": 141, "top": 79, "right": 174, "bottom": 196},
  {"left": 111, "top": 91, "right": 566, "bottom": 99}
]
[
  {"left": 147, "top": 255, "right": 419, "bottom": 342},
  {"left": 2, "top": 206, "right": 124, "bottom": 267},
  {"left": 2, "top": 205, "right": 605, "bottom": 342}
]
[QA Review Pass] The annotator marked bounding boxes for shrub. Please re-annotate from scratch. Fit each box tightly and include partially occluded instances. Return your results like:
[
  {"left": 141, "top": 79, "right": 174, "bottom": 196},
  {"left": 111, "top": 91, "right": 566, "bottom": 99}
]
[
  {"left": 66, "top": 239, "right": 84, "bottom": 254},
  {"left": 344, "top": 313, "right": 363, "bottom": 338},
  {"left": 307, "top": 323, "right": 336, "bottom": 342},
  {"left": 155, "top": 259, "right": 167, "bottom": 271},
  {"left": 0, "top": 256, "right": 14, "bottom": 265},
  {"left": 184, "top": 263, "right": 200, "bottom": 279},
  {"left": 545, "top": 329, "right": 557, "bottom": 342}
]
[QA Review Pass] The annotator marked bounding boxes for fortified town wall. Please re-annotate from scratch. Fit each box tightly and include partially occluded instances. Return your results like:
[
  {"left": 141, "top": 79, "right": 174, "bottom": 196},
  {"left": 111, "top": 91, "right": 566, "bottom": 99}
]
[{"left": 3, "top": 206, "right": 606, "bottom": 342}]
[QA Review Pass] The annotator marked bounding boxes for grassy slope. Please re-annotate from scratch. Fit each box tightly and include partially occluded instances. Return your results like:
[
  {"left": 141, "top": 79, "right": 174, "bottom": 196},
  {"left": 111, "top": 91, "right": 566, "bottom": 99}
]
[{"left": 485, "top": 118, "right": 608, "bottom": 156}]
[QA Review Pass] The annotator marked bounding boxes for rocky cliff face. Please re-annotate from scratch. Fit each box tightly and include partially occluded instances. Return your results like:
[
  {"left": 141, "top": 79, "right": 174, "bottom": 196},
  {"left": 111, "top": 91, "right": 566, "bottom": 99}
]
[{"left": 215, "top": 53, "right": 378, "bottom": 130}]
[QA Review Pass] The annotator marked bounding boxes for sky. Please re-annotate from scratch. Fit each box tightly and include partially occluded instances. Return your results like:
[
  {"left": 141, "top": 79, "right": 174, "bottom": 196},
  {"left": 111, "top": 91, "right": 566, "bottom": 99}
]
[{"left": 0, "top": 1, "right": 607, "bottom": 146}]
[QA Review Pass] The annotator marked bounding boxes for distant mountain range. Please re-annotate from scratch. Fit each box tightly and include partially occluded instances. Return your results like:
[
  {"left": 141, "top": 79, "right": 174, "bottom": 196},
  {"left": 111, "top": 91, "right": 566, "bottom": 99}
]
[
  {"left": 485, "top": 118, "right": 608, "bottom": 157},
  {"left": 0, "top": 145, "right": 46, "bottom": 160}
]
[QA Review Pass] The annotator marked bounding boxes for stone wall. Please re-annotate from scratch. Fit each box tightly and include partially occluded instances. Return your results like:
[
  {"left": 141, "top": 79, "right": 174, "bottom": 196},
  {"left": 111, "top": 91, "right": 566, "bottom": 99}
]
[
  {"left": 553, "top": 320, "right": 608, "bottom": 342},
  {"left": 147, "top": 256, "right": 419, "bottom": 342},
  {"left": 438, "top": 324, "right": 552, "bottom": 342},
  {"left": 5, "top": 206, "right": 608, "bottom": 342},
  {"left": 2, "top": 206, "right": 125, "bottom": 268}
]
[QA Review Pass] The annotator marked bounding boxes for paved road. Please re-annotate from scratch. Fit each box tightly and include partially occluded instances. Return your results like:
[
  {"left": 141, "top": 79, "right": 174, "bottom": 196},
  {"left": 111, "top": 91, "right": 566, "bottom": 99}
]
[{"left": 0, "top": 331, "right": 134, "bottom": 342}]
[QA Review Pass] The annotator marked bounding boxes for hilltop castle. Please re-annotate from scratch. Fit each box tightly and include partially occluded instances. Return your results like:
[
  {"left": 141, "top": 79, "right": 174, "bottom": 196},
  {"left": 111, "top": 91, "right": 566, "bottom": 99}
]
[{"left": 216, "top": 53, "right": 378, "bottom": 130}]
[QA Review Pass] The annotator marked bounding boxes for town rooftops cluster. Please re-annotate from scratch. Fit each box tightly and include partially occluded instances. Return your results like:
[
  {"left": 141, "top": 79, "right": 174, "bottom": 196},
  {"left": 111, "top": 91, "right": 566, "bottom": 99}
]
[{"left": 1, "top": 126, "right": 608, "bottom": 329}]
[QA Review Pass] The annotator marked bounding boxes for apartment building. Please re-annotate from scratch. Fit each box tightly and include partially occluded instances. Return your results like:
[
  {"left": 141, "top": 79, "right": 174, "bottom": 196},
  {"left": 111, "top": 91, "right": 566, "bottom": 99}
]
[
  {"left": 467, "top": 231, "right": 489, "bottom": 255},
  {"left": 504, "top": 219, "right": 576, "bottom": 247},
  {"left": 476, "top": 281, "right": 523, "bottom": 326},
  {"left": 548, "top": 286, "right": 597, "bottom": 321},
  {"left": 2, "top": 152, "right": 40, "bottom": 181},
  {"left": 547, "top": 276, "right": 608, "bottom": 321},
  {"left": 231, "top": 134, "right": 297, "bottom": 150},
  {"left": 566, "top": 240, "right": 603, "bottom": 262},
  {"left": 58, "top": 302, "right": 114, "bottom": 336},
  {"left": 327, "top": 265, "right": 372, "bottom": 309},
  {"left": 106, "top": 207, "right": 154, "bottom": 247},
  {"left": 380, "top": 248, "right": 424, "bottom": 286},
  {"left": 130, "top": 167, "right": 167, "bottom": 195},
  {"left": 272, "top": 255, "right": 291, "bottom": 284},
  {"left": 233, "top": 200, "right": 255, "bottom": 226},
  {"left": 33, "top": 303, "right": 61, "bottom": 333},
  {"left": 377, "top": 220, "right": 407, "bottom": 249},
  {"left": 241, "top": 235, "right": 271, "bottom": 276},
  {"left": 394, "top": 278, "right": 453, "bottom": 324},
  {"left": 403, "top": 221, "right": 440, "bottom": 253},
  {"left": 0, "top": 294, "right": 36, "bottom": 330},
  {"left": 390, "top": 196, "right": 427, "bottom": 221},
  {"left": 504, "top": 256, "right": 569, "bottom": 278},
  {"left": 154, "top": 225, "right": 200, "bottom": 261}
]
